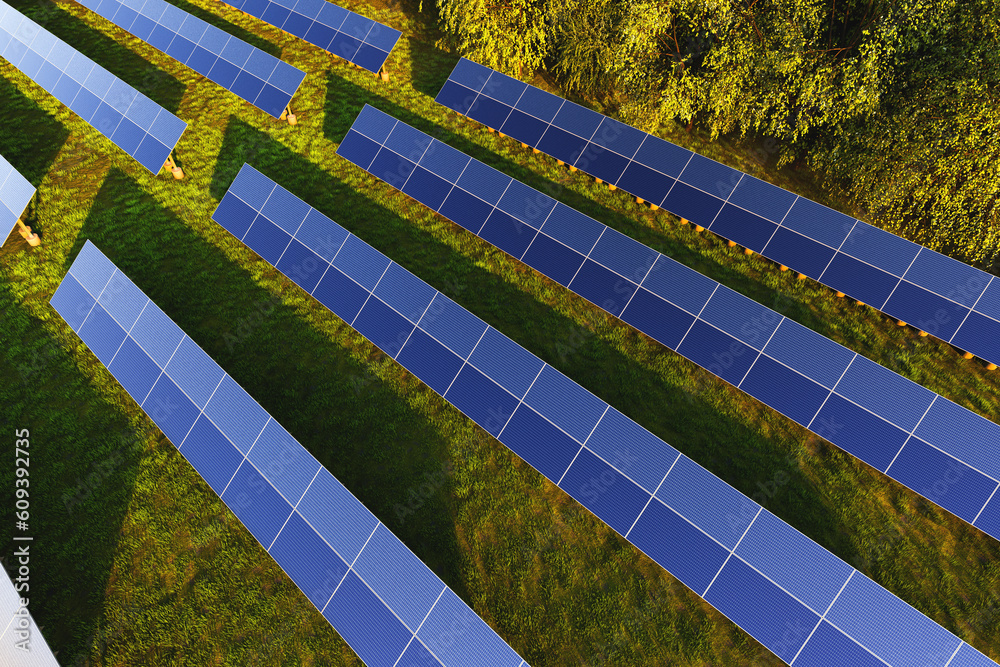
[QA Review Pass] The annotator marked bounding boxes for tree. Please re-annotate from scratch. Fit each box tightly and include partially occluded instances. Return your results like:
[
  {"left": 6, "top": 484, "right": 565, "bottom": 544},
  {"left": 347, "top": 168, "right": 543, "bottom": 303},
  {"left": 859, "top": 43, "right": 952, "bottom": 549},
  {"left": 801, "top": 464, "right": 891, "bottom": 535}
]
[{"left": 437, "top": 0, "right": 552, "bottom": 77}]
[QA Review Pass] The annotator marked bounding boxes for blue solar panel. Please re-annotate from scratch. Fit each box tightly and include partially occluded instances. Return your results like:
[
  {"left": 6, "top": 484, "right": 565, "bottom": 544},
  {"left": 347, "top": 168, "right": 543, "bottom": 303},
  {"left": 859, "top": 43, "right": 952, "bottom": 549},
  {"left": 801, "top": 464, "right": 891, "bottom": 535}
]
[
  {"left": 655, "top": 455, "right": 758, "bottom": 550},
  {"left": 337, "top": 105, "right": 1000, "bottom": 551},
  {"left": 437, "top": 58, "right": 1000, "bottom": 370},
  {"left": 74, "top": 0, "right": 304, "bottom": 118},
  {"left": 825, "top": 573, "right": 963, "bottom": 667},
  {"left": 0, "top": 153, "right": 35, "bottom": 234},
  {"left": 951, "top": 644, "right": 1000, "bottom": 667},
  {"left": 735, "top": 509, "right": 853, "bottom": 615},
  {"left": 211, "top": 166, "right": 999, "bottom": 667},
  {"left": 885, "top": 438, "right": 997, "bottom": 524},
  {"left": 50, "top": 241, "right": 528, "bottom": 667},
  {"left": 0, "top": 3, "right": 186, "bottom": 172},
  {"left": 558, "top": 447, "right": 649, "bottom": 535},
  {"left": 703, "top": 557, "right": 817, "bottom": 663},
  {"left": 223, "top": 0, "right": 400, "bottom": 74},
  {"left": 522, "top": 365, "right": 606, "bottom": 443}
]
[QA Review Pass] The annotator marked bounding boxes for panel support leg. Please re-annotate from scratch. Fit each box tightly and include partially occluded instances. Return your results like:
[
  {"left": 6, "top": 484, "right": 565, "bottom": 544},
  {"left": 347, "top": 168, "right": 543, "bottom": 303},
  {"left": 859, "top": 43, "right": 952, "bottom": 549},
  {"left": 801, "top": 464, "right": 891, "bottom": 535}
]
[
  {"left": 281, "top": 105, "right": 297, "bottom": 125},
  {"left": 15, "top": 215, "right": 40, "bottom": 247},
  {"left": 165, "top": 152, "right": 184, "bottom": 180}
]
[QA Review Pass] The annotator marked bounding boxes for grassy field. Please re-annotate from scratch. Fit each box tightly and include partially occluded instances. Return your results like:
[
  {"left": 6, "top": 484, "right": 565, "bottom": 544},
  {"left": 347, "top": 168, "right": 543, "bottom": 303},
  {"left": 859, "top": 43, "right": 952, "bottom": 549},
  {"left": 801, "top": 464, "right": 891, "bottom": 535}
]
[{"left": 1, "top": 0, "right": 999, "bottom": 664}]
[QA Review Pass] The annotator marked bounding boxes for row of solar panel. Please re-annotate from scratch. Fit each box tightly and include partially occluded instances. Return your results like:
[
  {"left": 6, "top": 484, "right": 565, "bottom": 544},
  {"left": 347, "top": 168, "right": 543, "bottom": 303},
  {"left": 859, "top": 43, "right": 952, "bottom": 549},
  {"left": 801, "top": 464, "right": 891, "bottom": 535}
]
[
  {"left": 224, "top": 0, "right": 400, "bottom": 74},
  {"left": 436, "top": 58, "right": 1000, "bottom": 369},
  {"left": 77, "top": 0, "right": 305, "bottom": 118},
  {"left": 336, "top": 104, "right": 1000, "bottom": 545},
  {"left": 209, "top": 163, "right": 998, "bottom": 667},
  {"left": 0, "top": 153, "right": 35, "bottom": 233},
  {"left": 0, "top": 566, "right": 60, "bottom": 667},
  {"left": 0, "top": 2, "right": 186, "bottom": 173},
  {"left": 49, "top": 240, "right": 530, "bottom": 667}
]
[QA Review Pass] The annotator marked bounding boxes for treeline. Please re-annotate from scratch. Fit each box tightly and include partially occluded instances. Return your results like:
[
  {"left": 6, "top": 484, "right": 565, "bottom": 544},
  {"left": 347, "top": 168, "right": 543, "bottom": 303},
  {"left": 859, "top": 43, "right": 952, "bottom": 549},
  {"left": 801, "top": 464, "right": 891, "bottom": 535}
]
[{"left": 434, "top": 0, "right": 1000, "bottom": 271}]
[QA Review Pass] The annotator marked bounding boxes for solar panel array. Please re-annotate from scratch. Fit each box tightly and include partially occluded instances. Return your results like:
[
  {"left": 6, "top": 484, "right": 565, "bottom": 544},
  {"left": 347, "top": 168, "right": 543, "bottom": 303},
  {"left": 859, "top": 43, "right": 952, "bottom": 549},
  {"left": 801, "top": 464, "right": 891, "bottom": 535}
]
[
  {"left": 0, "top": 1, "right": 187, "bottom": 173},
  {"left": 435, "top": 57, "right": 1000, "bottom": 370},
  {"left": 211, "top": 163, "right": 999, "bottom": 667},
  {"left": 49, "top": 240, "right": 530, "bottom": 667},
  {"left": 0, "top": 154, "right": 35, "bottom": 234},
  {"left": 223, "top": 0, "right": 400, "bottom": 75},
  {"left": 336, "top": 104, "right": 1000, "bottom": 547},
  {"left": 0, "top": 566, "right": 60, "bottom": 667},
  {"left": 75, "top": 0, "right": 305, "bottom": 118}
]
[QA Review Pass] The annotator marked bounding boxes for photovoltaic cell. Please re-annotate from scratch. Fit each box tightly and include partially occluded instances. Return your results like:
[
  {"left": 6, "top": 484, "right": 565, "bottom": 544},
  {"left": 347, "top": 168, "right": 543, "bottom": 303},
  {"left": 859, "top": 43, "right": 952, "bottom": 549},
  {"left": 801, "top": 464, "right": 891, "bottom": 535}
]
[
  {"left": 436, "top": 57, "right": 1000, "bottom": 369},
  {"left": 0, "top": 153, "right": 35, "bottom": 235},
  {"left": 74, "top": 0, "right": 304, "bottom": 118},
  {"left": 211, "top": 165, "right": 998, "bottom": 667},
  {"left": 0, "top": 2, "right": 186, "bottom": 172},
  {"left": 337, "top": 105, "right": 1000, "bottom": 550},
  {"left": 223, "top": 0, "right": 400, "bottom": 74},
  {"left": 49, "top": 240, "right": 528, "bottom": 667}
]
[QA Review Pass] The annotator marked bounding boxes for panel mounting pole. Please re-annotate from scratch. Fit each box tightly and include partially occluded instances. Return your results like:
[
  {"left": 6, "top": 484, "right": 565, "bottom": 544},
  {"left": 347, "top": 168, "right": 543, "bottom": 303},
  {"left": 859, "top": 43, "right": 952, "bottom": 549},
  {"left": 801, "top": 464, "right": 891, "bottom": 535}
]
[
  {"left": 13, "top": 194, "right": 40, "bottom": 246},
  {"left": 164, "top": 152, "right": 184, "bottom": 180}
]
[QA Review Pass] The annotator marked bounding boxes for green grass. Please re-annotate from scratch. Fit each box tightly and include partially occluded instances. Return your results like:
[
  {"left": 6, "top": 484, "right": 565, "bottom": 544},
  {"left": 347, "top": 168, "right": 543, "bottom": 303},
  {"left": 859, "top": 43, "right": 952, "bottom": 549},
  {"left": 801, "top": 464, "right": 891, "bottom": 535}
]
[{"left": 1, "top": 0, "right": 999, "bottom": 664}]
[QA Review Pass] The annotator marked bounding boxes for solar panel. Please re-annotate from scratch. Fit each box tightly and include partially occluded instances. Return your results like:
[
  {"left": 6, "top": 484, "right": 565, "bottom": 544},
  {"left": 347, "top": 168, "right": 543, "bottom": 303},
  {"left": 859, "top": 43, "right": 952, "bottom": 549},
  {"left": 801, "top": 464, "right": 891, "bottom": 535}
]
[
  {"left": 211, "top": 163, "right": 999, "bottom": 667},
  {"left": 337, "top": 104, "right": 1000, "bottom": 547},
  {"left": 0, "top": 2, "right": 187, "bottom": 173},
  {"left": 0, "top": 153, "right": 35, "bottom": 234},
  {"left": 435, "top": 57, "right": 1000, "bottom": 371},
  {"left": 74, "top": 0, "right": 305, "bottom": 118},
  {"left": 223, "top": 0, "right": 400, "bottom": 75},
  {"left": 0, "top": 566, "right": 60, "bottom": 666},
  {"left": 49, "top": 240, "right": 530, "bottom": 667}
]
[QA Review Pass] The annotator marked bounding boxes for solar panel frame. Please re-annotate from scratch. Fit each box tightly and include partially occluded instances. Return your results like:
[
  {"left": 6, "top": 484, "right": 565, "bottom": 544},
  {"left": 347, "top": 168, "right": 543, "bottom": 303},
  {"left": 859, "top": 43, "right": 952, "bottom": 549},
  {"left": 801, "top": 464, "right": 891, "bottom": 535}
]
[
  {"left": 337, "top": 104, "right": 1000, "bottom": 548},
  {"left": 0, "top": 566, "right": 61, "bottom": 666},
  {"left": 211, "top": 163, "right": 999, "bottom": 667},
  {"left": 0, "top": 2, "right": 186, "bottom": 173},
  {"left": 436, "top": 58, "right": 1000, "bottom": 369},
  {"left": 222, "top": 0, "right": 400, "bottom": 75},
  {"left": 49, "top": 240, "right": 530, "bottom": 667},
  {"left": 74, "top": 0, "right": 304, "bottom": 117},
  {"left": 0, "top": 153, "right": 35, "bottom": 234}
]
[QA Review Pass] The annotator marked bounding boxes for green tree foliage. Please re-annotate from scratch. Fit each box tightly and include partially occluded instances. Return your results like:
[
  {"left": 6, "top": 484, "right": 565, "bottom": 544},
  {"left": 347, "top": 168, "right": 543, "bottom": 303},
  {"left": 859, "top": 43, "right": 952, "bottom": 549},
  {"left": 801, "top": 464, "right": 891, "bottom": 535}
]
[
  {"left": 436, "top": 0, "right": 999, "bottom": 269},
  {"left": 810, "top": 0, "right": 1000, "bottom": 267},
  {"left": 437, "top": 0, "right": 552, "bottom": 77}
]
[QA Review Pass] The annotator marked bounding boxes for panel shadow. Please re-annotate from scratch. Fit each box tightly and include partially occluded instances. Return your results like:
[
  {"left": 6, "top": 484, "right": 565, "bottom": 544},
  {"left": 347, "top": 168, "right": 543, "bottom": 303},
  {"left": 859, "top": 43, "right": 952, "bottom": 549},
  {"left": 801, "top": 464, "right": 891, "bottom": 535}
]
[
  {"left": 0, "top": 278, "right": 145, "bottom": 663},
  {"left": 68, "top": 166, "right": 475, "bottom": 613},
  {"left": 211, "top": 115, "right": 864, "bottom": 583}
]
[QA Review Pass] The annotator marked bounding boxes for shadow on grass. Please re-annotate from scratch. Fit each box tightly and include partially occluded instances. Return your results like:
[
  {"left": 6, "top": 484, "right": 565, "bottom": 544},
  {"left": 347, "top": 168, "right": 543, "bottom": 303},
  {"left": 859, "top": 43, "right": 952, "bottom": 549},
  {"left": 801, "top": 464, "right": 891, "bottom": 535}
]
[
  {"left": 0, "top": 76, "right": 69, "bottom": 185},
  {"left": 210, "top": 115, "right": 865, "bottom": 579},
  {"left": 66, "top": 166, "right": 474, "bottom": 609},
  {"left": 406, "top": 35, "right": 459, "bottom": 101},
  {"left": 317, "top": 70, "right": 877, "bottom": 350},
  {"left": 10, "top": 0, "right": 188, "bottom": 113},
  {"left": 164, "top": 0, "right": 282, "bottom": 58},
  {"left": 0, "top": 279, "right": 146, "bottom": 665}
]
